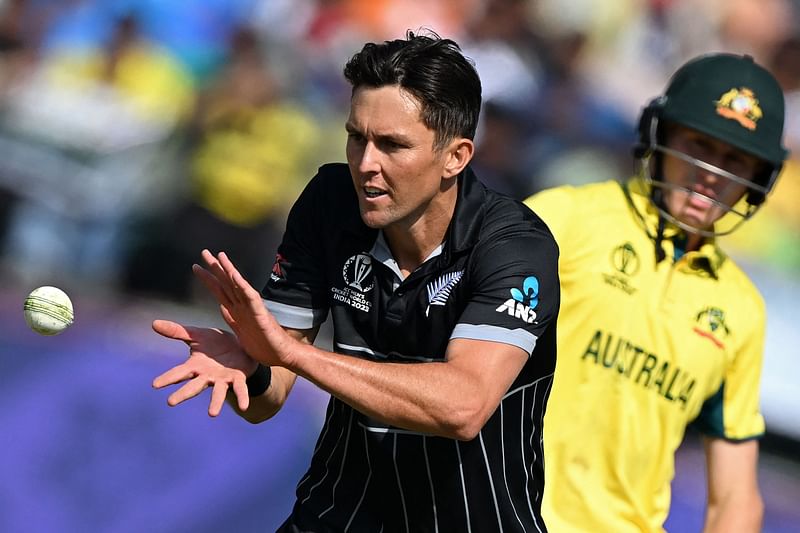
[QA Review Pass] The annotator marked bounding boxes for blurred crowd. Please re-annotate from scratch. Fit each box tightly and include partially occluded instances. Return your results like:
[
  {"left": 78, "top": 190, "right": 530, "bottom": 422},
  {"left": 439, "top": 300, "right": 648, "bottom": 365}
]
[{"left": 0, "top": 0, "right": 798, "bottom": 301}]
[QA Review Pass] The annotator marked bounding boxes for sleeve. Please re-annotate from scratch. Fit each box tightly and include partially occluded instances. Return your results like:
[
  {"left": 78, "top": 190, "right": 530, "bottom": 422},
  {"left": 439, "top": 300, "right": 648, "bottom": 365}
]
[
  {"left": 450, "top": 224, "right": 560, "bottom": 355},
  {"left": 523, "top": 186, "right": 578, "bottom": 248},
  {"left": 693, "top": 296, "right": 766, "bottom": 441},
  {"left": 262, "top": 172, "right": 330, "bottom": 329}
]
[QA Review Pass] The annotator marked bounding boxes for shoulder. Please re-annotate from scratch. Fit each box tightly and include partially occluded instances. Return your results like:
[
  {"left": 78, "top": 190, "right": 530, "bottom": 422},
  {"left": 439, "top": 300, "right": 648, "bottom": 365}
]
[
  {"left": 482, "top": 188, "right": 555, "bottom": 242},
  {"left": 523, "top": 180, "right": 631, "bottom": 242},
  {"left": 472, "top": 188, "right": 560, "bottom": 270},
  {"left": 291, "top": 163, "right": 358, "bottom": 216},
  {"left": 303, "top": 162, "right": 355, "bottom": 198},
  {"left": 718, "top": 254, "right": 766, "bottom": 313},
  {"left": 525, "top": 180, "right": 625, "bottom": 211},
  {"left": 284, "top": 163, "right": 369, "bottom": 246}
]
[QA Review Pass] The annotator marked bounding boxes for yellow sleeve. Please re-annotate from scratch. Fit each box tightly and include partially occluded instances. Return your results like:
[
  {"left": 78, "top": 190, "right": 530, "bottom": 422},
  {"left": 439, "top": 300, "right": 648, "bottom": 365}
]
[
  {"left": 523, "top": 186, "right": 578, "bottom": 247},
  {"left": 722, "top": 294, "right": 766, "bottom": 440},
  {"left": 694, "top": 295, "right": 766, "bottom": 441}
]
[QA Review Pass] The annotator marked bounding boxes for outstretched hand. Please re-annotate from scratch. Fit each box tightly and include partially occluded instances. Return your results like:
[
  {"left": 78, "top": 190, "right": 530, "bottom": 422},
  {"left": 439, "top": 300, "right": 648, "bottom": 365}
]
[
  {"left": 151, "top": 319, "right": 257, "bottom": 416},
  {"left": 192, "top": 249, "right": 296, "bottom": 368}
]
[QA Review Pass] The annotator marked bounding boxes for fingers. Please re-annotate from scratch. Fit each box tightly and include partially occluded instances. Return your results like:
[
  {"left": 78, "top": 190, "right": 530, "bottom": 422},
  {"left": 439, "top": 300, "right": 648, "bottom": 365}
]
[
  {"left": 202, "top": 250, "right": 261, "bottom": 304},
  {"left": 201, "top": 249, "right": 240, "bottom": 305},
  {"left": 231, "top": 377, "right": 250, "bottom": 411},
  {"left": 192, "top": 263, "right": 230, "bottom": 306},
  {"left": 152, "top": 364, "right": 195, "bottom": 389},
  {"left": 209, "top": 382, "right": 229, "bottom": 417},
  {"left": 166, "top": 376, "right": 211, "bottom": 407},
  {"left": 219, "top": 304, "right": 239, "bottom": 332},
  {"left": 217, "top": 252, "right": 260, "bottom": 300},
  {"left": 154, "top": 361, "right": 246, "bottom": 417}
]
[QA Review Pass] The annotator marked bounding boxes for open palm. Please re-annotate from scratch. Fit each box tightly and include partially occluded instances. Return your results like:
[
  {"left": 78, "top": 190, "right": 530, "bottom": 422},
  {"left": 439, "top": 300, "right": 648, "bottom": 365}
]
[{"left": 151, "top": 320, "right": 256, "bottom": 416}]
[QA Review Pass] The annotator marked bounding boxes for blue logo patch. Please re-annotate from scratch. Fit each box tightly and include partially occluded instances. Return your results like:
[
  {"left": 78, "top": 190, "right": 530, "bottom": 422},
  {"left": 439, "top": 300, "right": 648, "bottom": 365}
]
[
  {"left": 496, "top": 276, "right": 540, "bottom": 324},
  {"left": 510, "top": 276, "right": 539, "bottom": 310}
]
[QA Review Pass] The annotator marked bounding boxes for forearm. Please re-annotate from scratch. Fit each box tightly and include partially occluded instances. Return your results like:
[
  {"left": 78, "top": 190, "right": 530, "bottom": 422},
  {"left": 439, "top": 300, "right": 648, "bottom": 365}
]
[
  {"left": 703, "top": 438, "right": 763, "bottom": 533},
  {"left": 703, "top": 490, "right": 763, "bottom": 533},
  {"left": 285, "top": 342, "right": 493, "bottom": 440}
]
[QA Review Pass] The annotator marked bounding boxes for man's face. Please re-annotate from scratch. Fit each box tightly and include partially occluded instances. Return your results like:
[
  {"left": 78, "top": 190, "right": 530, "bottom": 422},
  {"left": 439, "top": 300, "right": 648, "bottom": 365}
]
[
  {"left": 345, "top": 85, "right": 451, "bottom": 230},
  {"left": 661, "top": 125, "right": 763, "bottom": 231}
]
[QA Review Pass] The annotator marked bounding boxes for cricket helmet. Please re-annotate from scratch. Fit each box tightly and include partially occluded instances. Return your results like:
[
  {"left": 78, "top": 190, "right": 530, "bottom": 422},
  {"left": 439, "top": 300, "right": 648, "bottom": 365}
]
[{"left": 633, "top": 53, "right": 789, "bottom": 236}]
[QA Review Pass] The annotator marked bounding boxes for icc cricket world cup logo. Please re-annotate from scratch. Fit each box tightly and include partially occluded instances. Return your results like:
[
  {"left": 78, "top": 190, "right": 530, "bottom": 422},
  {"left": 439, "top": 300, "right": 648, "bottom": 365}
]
[
  {"left": 343, "top": 254, "right": 374, "bottom": 292},
  {"left": 611, "top": 242, "right": 640, "bottom": 277}
]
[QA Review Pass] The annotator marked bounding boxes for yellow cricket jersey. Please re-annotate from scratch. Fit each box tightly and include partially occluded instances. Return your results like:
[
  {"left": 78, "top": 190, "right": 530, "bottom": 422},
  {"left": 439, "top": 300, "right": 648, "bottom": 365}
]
[{"left": 525, "top": 178, "right": 766, "bottom": 533}]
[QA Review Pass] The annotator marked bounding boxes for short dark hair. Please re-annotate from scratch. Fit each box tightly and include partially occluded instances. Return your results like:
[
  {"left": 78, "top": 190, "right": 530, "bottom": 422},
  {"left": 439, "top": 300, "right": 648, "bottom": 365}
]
[{"left": 343, "top": 29, "right": 482, "bottom": 150}]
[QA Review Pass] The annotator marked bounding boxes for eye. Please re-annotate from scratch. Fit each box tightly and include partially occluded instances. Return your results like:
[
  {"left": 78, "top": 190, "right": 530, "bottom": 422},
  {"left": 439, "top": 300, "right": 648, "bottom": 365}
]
[
  {"left": 721, "top": 155, "right": 754, "bottom": 177},
  {"left": 381, "top": 139, "right": 403, "bottom": 150},
  {"left": 686, "top": 138, "right": 712, "bottom": 158},
  {"left": 347, "top": 131, "right": 365, "bottom": 143}
]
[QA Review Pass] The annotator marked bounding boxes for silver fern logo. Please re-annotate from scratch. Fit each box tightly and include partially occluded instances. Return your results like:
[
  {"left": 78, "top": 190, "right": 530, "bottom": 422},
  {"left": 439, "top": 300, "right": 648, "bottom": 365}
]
[{"left": 425, "top": 271, "right": 464, "bottom": 316}]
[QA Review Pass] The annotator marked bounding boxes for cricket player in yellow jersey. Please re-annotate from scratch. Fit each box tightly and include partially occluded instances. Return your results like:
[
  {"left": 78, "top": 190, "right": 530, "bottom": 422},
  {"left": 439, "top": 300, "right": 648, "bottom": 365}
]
[{"left": 525, "top": 53, "right": 789, "bottom": 532}]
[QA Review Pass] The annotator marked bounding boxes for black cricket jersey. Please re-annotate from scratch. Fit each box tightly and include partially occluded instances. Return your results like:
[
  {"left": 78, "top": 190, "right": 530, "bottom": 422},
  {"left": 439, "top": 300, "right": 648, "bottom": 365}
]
[{"left": 264, "top": 163, "right": 559, "bottom": 533}]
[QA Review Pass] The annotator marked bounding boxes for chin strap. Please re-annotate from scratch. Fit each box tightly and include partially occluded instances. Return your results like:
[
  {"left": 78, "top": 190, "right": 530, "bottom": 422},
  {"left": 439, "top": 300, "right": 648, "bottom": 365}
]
[
  {"left": 654, "top": 214, "right": 667, "bottom": 264},
  {"left": 650, "top": 174, "right": 668, "bottom": 264}
]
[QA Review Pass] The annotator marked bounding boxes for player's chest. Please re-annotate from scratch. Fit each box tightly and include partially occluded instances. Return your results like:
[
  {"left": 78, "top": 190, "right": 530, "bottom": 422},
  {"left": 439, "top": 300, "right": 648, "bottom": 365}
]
[
  {"left": 326, "top": 249, "right": 471, "bottom": 355},
  {"left": 561, "top": 240, "right": 738, "bottom": 410}
]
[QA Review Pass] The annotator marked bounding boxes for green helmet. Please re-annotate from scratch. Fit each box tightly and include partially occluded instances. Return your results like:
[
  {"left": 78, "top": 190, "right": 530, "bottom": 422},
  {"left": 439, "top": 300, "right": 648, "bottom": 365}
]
[
  {"left": 657, "top": 53, "right": 788, "bottom": 167},
  {"left": 634, "top": 53, "right": 789, "bottom": 239}
]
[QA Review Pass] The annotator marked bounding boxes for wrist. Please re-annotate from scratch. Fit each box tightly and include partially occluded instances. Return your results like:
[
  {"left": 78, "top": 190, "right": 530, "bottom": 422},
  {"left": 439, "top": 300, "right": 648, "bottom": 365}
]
[{"left": 245, "top": 363, "right": 272, "bottom": 397}]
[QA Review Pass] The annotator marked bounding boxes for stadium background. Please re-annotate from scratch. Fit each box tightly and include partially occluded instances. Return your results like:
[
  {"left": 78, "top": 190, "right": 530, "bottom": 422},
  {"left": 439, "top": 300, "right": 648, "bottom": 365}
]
[{"left": 0, "top": 0, "right": 797, "bottom": 531}]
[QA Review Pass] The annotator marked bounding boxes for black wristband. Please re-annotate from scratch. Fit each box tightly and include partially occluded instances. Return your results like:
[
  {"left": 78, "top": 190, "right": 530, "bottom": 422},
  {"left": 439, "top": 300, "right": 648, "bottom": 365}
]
[{"left": 245, "top": 364, "right": 272, "bottom": 397}]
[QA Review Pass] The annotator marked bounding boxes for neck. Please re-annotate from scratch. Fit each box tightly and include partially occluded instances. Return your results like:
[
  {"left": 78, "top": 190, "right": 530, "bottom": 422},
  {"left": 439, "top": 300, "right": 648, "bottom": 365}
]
[
  {"left": 384, "top": 184, "right": 458, "bottom": 277},
  {"left": 685, "top": 232, "right": 704, "bottom": 252}
]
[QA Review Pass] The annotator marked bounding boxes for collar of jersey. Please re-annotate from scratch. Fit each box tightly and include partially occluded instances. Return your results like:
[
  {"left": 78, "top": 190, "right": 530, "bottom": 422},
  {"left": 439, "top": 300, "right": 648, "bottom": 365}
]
[
  {"left": 445, "top": 166, "right": 487, "bottom": 254},
  {"left": 623, "top": 177, "right": 726, "bottom": 276},
  {"left": 369, "top": 231, "right": 445, "bottom": 282}
]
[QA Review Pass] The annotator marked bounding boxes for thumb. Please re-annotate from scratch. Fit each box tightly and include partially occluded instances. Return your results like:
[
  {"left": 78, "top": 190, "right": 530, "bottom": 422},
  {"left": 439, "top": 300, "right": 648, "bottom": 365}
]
[{"left": 152, "top": 319, "right": 195, "bottom": 343}]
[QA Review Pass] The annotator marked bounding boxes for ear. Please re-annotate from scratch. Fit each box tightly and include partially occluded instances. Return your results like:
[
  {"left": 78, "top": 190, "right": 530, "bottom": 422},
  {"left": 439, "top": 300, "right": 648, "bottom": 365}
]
[{"left": 442, "top": 138, "right": 474, "bottom": 179}]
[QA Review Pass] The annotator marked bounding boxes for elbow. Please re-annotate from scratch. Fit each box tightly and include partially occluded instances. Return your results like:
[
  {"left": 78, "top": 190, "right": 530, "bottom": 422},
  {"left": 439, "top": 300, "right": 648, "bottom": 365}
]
[
  {"left": 443, "top": 402, "right": 493, "bottom": 441},
  {"left": 450, "top": 424, "right": 483, "bottom": 442},
  {"left": 241, "top": 411, "right": 270, "bottom": 425},
  {"left": 750, "top": 494, "right": 765, "bottom": 528},
  {"left": 706, "top": 491, "right": 764, "bottom": 533}
]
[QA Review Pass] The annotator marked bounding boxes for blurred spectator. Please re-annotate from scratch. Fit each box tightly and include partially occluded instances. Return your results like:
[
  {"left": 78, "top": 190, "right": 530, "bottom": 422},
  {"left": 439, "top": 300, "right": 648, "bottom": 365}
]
[
  {"left": 0, "top": 0, "right": 42, "bottom": 95},
  {"left": 716, "top": 0, "right": 796, "bottom": 63},
  {"left": 341, "top": 0, "right": 478, "bottom": 41},
  {"left": 770, "top": 34, "right": 800, "bottom": 155},
  {"left": 462, "top": 0, "right": 547, "bottom": 196},
  {"left": 0, "top": 0, "right": 35, "bottom": 249},
  {"left": 467, "top": 0, "right": 632, "bottom": 198},
  {"left": 0, "top": 10, "right": 192, "bottom": 286},
  {"left": 43, "top": 12, "right": 194, "bottom": 128},
  {"left": 123, "top": 26, "right": 335, "bottom": 301}
]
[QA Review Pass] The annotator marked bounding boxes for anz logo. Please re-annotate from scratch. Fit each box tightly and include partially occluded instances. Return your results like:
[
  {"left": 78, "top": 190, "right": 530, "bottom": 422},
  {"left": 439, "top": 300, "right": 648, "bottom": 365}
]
[{"left": 496, "top": 276, "right": 539, "bottom": 324}]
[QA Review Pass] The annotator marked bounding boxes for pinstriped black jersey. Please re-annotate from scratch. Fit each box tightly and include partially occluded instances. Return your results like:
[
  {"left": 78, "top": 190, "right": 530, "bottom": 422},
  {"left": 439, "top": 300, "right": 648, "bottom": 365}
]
[{"left": 264, "top": 163, "right": 559, "bottom": 532}]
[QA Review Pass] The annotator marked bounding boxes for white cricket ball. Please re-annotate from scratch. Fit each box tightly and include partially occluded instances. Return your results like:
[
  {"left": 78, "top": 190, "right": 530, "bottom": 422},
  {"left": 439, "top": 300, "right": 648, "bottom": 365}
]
[{"left": 23, "top": 286, "right": 74, "bottom": 336}]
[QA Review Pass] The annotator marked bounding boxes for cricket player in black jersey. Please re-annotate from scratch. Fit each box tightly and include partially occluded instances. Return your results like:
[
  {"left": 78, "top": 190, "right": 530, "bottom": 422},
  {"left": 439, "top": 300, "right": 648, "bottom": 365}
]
[{"left": 152, "top": 30, "right": 560, "bottom": 533}]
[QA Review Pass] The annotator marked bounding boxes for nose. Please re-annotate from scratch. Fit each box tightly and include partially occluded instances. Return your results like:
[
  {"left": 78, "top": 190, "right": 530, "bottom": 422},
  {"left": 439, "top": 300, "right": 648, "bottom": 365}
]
[
  {"left": 696, "top": 164, "right": 720, "bottom": 187},
  {"left": 350, "top": 140, "right": 381, "bottom": 175},
  {"left": 690, "top": 151, "right": 730, "bottom": 190}
]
